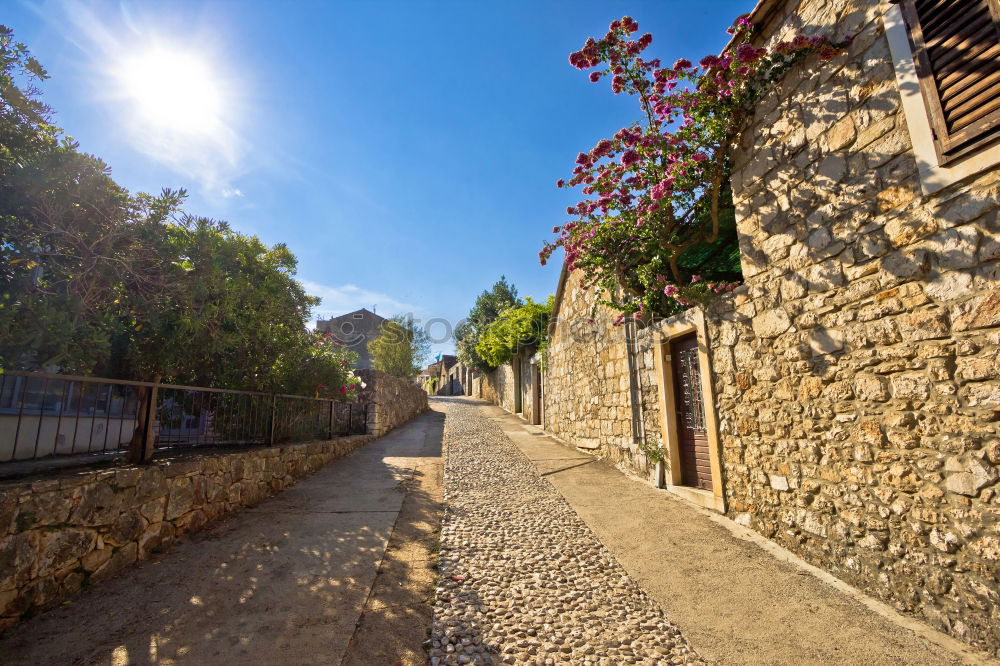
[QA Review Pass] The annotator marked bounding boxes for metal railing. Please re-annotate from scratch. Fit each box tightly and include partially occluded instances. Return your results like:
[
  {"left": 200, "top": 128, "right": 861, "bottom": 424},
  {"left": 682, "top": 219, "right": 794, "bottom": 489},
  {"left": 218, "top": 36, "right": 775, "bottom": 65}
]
[{"left": 0, "top": 371, "right": 368, "bottom": 465}]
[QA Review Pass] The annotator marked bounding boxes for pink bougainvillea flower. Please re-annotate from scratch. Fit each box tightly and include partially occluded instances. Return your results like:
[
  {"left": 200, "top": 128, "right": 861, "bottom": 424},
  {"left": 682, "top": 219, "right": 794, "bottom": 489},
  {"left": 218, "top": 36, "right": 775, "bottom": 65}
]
[
  {"left": 664, "top": 285, "right": 679, "bottom": 297},
  {"left": 690, "top": 274, "right": 702, "bottom": 283},
  {"left": 338, "top": 386, "right": 347, "bottom": 394}
]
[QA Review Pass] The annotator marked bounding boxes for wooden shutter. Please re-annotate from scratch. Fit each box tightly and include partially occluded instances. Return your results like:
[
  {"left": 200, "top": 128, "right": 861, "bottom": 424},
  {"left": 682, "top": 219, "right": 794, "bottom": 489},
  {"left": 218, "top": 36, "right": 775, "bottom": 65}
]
[{"left": 901, "top": 0, "right": 1000, "bottom": 162}]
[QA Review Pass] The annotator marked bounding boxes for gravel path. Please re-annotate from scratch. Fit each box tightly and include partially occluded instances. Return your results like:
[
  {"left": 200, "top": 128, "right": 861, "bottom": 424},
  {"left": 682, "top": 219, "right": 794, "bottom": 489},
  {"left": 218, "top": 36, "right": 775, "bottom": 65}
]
[{"left": 430, "top": 399, "right": 704, "bottom": 665}]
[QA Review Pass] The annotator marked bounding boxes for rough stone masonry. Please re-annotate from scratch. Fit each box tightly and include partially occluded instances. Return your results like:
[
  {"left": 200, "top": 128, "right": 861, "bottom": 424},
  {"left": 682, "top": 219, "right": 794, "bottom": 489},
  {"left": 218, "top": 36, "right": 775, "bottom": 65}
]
[{"left": 483, "top": 0, "right": 1000, "bottom": 657}]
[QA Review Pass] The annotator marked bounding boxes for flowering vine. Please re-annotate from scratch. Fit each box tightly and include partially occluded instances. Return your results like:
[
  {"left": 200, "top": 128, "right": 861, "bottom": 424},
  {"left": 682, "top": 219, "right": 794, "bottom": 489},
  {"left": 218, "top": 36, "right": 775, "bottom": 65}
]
[{"left": 540, "top": 15, "right": 849, "bottom": 320}]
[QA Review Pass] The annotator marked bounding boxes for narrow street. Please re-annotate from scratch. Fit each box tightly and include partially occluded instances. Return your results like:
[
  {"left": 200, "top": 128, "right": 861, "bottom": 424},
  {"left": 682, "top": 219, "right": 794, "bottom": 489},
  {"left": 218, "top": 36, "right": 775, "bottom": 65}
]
[
  {"left": 1, "top": 399, "right": 984, "bottom": 665},
  {"left": 431, "top": 398, "right": 979, "bottom": 666}
]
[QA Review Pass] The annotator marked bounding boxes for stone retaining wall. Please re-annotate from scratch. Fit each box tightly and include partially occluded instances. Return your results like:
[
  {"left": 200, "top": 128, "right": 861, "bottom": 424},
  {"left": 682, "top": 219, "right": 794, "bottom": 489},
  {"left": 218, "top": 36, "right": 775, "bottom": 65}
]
[
  {"left": 542, "top": 269, "right": 663, "bottom": 478},
  {"left": 357, "top": 369, "right": 428, "bottom": 436},
  {"left": 0, "top": 433, "right": 373, "bottom": 628}
]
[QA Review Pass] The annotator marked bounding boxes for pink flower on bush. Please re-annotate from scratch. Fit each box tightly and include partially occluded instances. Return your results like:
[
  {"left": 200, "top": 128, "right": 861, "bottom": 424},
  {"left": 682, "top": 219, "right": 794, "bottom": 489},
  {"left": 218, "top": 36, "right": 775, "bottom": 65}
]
[
  {"left": 621, "top": 149, "right": 640, "bottom": 166},
  {"left": 663, "top": 285, "right": 678, "bottom": 297},
  {"left": 592, "top": 139, "right": 613, "bottom": 158},
  {"left": 691, "top": 152, "right": 709, "bottom": 163},
  {"left": 673, "top": 58, "right": 692, "bottom": 69},
  {"left": 735, "top": 43, "right": 766, "bottom": 64},
  {"left": 338, "top": 386, "right": 347, "bottom": 394},
  {"left": 690, "top": 274, "right": 702, "bottom": 283}
]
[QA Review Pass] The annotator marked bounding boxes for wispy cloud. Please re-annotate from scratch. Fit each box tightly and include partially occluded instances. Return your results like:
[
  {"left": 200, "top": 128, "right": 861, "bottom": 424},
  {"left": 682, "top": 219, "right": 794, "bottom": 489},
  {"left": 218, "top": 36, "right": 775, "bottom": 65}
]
[
  {"left": 301, "top": 280, "right": 422, "bottom": 322},
  {"left": 221, "top": 188, "right": 245, "bottom": 198}
]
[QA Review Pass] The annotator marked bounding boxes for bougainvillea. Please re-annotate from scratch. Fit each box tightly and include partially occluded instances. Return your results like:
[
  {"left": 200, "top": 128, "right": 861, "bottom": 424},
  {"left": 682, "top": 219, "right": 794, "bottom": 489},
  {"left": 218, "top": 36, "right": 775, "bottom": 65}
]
[{"left": 541, "top": 15, "right": 850, "bottom": 320}]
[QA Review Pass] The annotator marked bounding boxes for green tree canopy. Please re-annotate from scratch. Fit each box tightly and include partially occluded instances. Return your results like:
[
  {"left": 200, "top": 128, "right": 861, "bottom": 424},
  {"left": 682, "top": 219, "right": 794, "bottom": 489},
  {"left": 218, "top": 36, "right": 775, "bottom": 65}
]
[
  {"left": 368, "top": 315, "right": 430, "bottom": 378},
  {"left": 475, "top": 297, "right": 553, "bottom": 368},
  {"left": 455, "top": 276, "right": 521, "bottom": 371},
  {"left": 0, "top": 26, "right": 359, "bottom": 399}
]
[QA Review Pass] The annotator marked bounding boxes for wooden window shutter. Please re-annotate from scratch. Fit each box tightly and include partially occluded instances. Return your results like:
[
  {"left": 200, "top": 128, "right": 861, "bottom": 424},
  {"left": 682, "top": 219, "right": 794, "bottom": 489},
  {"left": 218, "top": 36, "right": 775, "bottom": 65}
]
[{"left": 900, "top": 0, "right": 1000, "bottom": 162}]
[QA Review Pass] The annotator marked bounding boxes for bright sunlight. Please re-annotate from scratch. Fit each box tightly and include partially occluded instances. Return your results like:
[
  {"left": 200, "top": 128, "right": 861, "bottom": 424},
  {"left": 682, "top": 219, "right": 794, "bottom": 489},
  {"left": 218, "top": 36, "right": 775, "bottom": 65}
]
[{"left": 118, "top": 49, "right": 222, "bottom": 134}]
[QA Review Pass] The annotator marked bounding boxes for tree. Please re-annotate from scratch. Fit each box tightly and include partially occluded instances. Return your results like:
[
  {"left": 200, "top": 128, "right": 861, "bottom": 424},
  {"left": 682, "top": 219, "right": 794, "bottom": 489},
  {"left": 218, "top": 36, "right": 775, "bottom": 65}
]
[
  {"left": 1, "top": 28, "right": 185, "bottom": 373},
  {"left": 111, "top": 215, "right": 320, "bottom": 390},
  {"left": 455, "top": 276, "right": 521, "bottom": 371},
  {"left": 0, "top": 26, "right": 362, "bottom": 399},
  {"left": 368, "top": 315, "right": 430, "bottom": 378},
  {"left": 475, "top": 297, "right": 553, "bottom": 368},
  {"left": 273, "top": 330, "right": 362, "bottom": 400}
]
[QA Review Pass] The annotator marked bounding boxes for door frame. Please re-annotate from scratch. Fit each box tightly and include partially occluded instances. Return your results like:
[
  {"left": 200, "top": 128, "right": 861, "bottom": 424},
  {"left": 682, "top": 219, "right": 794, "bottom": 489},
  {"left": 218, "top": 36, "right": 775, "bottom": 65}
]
[
  {"left": 530, "top": 358, "right": 542, "bottom": 426},
  {"left": 512, "top": 353, "right": 523, "bottom": 414},
  {"left": 652, "top": 308, "right": 726, "bottom": 513}
]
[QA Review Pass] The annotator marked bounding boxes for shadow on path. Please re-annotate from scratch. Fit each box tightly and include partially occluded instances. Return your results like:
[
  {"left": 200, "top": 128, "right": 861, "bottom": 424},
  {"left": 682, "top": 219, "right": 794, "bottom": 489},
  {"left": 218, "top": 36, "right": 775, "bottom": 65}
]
[
  {"left": 482, "top": 401, "right": 985, "bottom": 666},
  {"left": 0, "top": 410, "right": 444, "bottom": 666}
]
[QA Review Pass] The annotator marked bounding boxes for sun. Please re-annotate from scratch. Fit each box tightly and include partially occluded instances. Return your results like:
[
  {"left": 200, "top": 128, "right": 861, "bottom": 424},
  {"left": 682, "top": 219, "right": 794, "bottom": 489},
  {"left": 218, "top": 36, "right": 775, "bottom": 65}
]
[{"left": 118, "top": 49, "right": 222, "bottom": 134}]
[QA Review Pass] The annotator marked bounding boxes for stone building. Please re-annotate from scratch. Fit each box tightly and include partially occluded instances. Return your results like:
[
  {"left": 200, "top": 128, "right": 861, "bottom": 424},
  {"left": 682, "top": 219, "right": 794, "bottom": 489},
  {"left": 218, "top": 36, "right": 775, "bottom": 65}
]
[
  {"left": 481, "top": 0, "right": 1000, "bottom": 655},
  {"left": 316, "top": 308, "right": 386, "bottom": 370}
]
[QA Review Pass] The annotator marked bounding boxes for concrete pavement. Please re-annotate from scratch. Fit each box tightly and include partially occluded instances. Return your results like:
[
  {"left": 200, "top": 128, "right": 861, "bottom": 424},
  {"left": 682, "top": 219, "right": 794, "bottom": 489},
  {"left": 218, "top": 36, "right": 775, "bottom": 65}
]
[{"left": 0, "top": 408, "right": 444, "bottom": 666}]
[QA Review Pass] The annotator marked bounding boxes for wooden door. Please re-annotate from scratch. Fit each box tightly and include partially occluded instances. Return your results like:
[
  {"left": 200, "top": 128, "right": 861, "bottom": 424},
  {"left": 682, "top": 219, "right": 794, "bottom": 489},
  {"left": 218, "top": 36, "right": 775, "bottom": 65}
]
[{"left": 671, "top": 334, "right": 712, "bottom": 490}]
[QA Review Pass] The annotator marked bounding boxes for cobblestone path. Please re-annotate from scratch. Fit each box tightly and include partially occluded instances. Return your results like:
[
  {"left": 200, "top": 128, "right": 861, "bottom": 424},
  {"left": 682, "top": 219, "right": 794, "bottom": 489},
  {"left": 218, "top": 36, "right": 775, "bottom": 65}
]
[{"left": 430, "top": 399, "right": 703, "bottom": 665}]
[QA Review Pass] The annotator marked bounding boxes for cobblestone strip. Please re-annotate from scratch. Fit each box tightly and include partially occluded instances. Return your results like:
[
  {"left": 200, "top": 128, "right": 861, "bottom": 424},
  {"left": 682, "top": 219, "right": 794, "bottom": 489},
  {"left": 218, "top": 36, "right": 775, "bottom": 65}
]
[{"left": 429, "top": 400, "right": 704, "bottom": 665}]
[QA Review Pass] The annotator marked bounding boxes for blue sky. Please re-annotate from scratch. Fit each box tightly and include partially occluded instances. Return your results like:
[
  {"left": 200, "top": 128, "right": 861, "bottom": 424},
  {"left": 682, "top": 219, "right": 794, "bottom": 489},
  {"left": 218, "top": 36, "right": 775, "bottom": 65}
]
[{"left": 7, "top": 0, "right": 750, "bottom": 356}]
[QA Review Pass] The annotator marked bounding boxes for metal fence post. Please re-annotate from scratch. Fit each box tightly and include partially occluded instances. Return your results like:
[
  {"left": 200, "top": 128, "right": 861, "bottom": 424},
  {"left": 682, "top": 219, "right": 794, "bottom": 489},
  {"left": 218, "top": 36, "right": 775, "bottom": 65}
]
[
  {"left": 328, "top": 400, "right": 335, "bottom": 439},
  {"left": 268, "top": 394, "right": 277, "bottom": 445}
]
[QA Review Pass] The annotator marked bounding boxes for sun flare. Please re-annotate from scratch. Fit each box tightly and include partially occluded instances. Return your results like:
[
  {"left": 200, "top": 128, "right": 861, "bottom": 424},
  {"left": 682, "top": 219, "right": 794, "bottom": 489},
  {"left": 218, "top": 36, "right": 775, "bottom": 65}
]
[{"left": 118, "top": 49, "right": 222, "bottom": 134}]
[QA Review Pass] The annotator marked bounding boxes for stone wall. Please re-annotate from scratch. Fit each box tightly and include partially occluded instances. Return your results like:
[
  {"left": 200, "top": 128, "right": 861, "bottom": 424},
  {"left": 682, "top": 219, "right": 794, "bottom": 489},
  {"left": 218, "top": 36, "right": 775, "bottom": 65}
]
[
  {"left": 704, "top": 0, "right": 999, "bottom": 652},
  {"left": 478, "top": 364, "right": 517, "bottom": 414},
  {"left": 0, "top": 433, "right": 373, "bottom": 628},
  {"left": 542, "top": 268, "right": 662, "bottom": 478},
  {"left": 357, "top": 369, "right": 428, "bottom": 436}
]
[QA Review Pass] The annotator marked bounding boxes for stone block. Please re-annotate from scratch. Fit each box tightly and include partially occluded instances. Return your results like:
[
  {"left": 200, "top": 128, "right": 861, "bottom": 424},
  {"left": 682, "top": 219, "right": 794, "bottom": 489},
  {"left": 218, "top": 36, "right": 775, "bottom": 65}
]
[
  {"left": 90, "top": 542, "right": 138, "bottom": 584},
  {"left": 856, "top": 420, "right": 884, "bottom": 446},
  {"left": 965, "top": 382, "right": 1000, "bottom": 407},
  {"left": 752, "top": 308, "right": 792, "bottom": 338},
  {"left": 951, "top": 292, "right": 1000, "bottom": 331},
  {"left": 897, "top": 309, "right": 949, "bottom": 342},
  {"left": 876, "top": 184, "right": 917, "bottom": 213},
  {"left": 107, "top": 511, "right": 145, "bottom": 547},
  {"left": 81, "top": 547, "right": 113, "bottom": 572},
  {"left": 0, "top": 532, "right": 38, "bottom": 590},
  {"left": 808, "top": 326, "right": 844, "bottom": 356},
  {"left": 889, "top": 372, "right": 931, "bottom": 400},
  {"left": 135, "top": 469, "right": 168, "bottom": 504},
  {"left": 854, "top": 374, "right": 889, "bottom": 401},
  {"left": 931, "top": 227, "right": 981, "bottom": 270},
  {"left": 173, "top": 510, "right": 207, "bottom": 535},
  {"left": 165, "top": 478, "right": 195, "bottom": 521},
  {"left": 36, "top": 529, "right": 95, "bottom": 578},
  {"left": 824, "top": 115, "right": 856, "bottom": 151}
]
